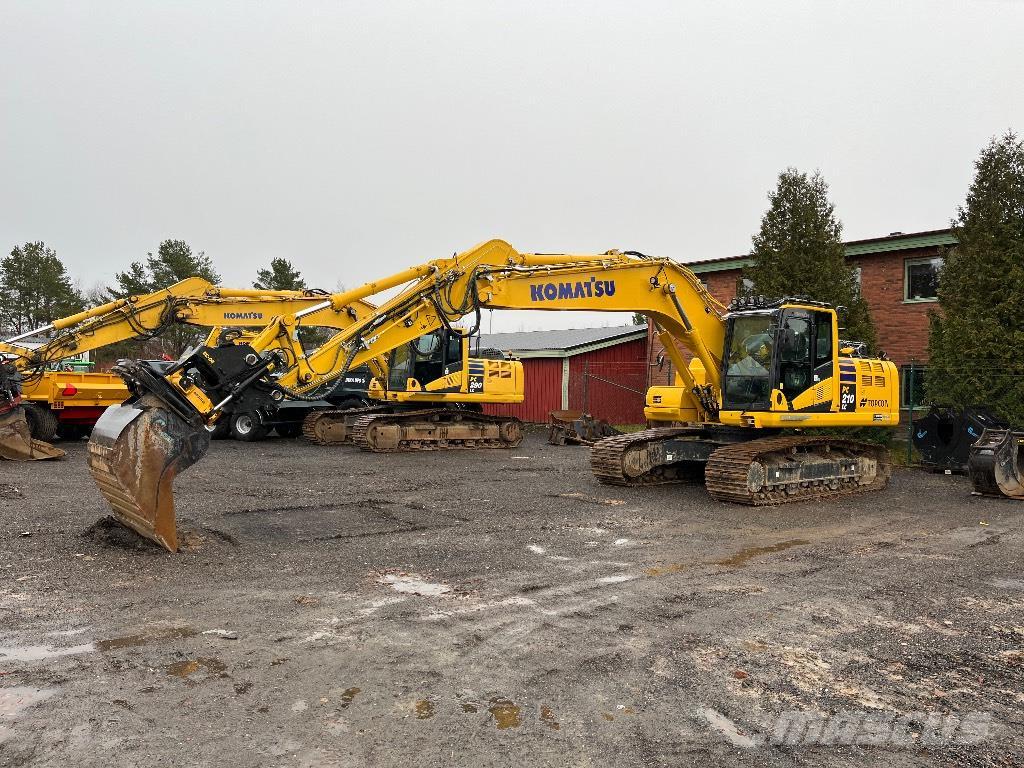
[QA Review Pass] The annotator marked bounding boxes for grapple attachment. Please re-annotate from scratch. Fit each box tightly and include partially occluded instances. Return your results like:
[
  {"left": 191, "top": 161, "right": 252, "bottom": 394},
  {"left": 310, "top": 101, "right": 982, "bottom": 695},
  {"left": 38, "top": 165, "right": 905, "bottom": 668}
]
[
  {"left": 547, "top": 409, "right": 621, "bottom": 446},
  {"left": 87, "top": 393, "right": 211, "bottom": 551},
  {"left": 0, "top": 405, "right": 65, "bottom": 461},
  {"left": 968, "top": 428, "right": 1024, "bottom": 500}
]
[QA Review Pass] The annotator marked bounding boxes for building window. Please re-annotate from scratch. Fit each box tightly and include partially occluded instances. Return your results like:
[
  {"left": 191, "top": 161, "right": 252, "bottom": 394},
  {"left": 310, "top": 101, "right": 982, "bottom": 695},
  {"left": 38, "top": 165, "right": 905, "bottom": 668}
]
[
  {"left": 904, "top": 257, "right": 942, "bottom": 302},
  {"left": 737, "top": 277, "right": 754, "bottom": 296},
  {"left": 900, "top": 365, "right": 927, "bottom": 408},
  {"left": 852, "top": 265, "right": 862, "bottom": 295}
]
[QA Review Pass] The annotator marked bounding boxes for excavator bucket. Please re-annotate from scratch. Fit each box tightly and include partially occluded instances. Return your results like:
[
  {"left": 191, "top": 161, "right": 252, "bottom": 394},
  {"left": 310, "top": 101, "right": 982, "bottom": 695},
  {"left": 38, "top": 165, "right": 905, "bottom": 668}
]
[
  {"left": 0, "top": 406, "right": 65, "bottom": 461},
  {"left": 86, "top": 393, "right": 211, "bottom": 551},
  {"left": 968, "top": 428, "right": 1024, "bottom": 500}
]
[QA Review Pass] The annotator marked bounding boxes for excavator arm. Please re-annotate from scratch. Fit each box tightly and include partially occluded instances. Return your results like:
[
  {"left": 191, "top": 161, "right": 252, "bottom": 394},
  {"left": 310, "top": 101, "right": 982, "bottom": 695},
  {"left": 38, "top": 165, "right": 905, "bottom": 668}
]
[
  {"left": 226, "top": 241, "right": 725, "bottom": 410},
  {"left": 0, "top": 277, "right": 384, "bottom": 376},
  {"left": 0, "top": 276, "right": 388, "bottom": 464}
]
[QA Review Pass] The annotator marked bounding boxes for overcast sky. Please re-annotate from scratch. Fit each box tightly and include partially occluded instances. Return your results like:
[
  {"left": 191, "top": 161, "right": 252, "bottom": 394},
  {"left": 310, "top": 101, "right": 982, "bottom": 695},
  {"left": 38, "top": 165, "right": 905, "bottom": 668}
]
[{"left": 2, "top": 1, "right": 1022, "bottom": 332}]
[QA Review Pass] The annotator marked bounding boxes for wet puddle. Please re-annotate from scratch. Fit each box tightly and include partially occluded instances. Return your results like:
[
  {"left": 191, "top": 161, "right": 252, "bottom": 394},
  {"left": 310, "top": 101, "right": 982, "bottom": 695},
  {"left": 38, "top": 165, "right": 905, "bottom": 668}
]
[
  {"left": 487, "top": 698, "right": 522, "bottom": 730},
  {"left": 644, "top": 563, "right": 689, "bottom": 577},
  {"left": 96, "top": 626, "right": 198, "bottom": 651},
  {"left": 540, "top": 705, "right": 560, "bottom": 730},
  {"left": 555, "top": 493, "right": 625, "bottom": 506},
  {"left": 414, "top": 700, "right": 435, "bottom": 720},
  {"left": 0, "top": 687, "right": 58, "bottom": 719},
  {"left": 166, "top": 657, "right": 227, "bottom": 679},
  {"left": 0, "top": 643, "right": 94, "bottom": 662},
  {"left": 712, "top": 539, "right": 809, "bottom": 568},
  {"left": 339, "top": 687, "right": 361, "bottom": 708},
  {"left": 646, "top": 539, "right": 811, "bottom": 577}
]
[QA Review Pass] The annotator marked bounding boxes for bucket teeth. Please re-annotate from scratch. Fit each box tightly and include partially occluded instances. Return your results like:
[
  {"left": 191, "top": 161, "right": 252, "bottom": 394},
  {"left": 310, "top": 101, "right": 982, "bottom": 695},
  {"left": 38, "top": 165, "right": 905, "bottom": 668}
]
[
  {"left": 87, "top": 394, "right": 211, "bottom": 551},
  {"left": 0, "top": 406, "right": 65, "bottom": 461}
]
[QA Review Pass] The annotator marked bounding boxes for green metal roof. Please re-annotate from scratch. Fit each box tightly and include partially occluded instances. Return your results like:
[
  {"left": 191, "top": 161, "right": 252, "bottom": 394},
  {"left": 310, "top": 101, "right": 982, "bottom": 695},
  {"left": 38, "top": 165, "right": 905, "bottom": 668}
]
[
  {"left": 688, "top": 257, "right": 754, "bottom": 274},
  {"left": 843, "top": 230, "right": 957, "bottom": 256},
  {"left": 685, "top": 229, "right": 957, "bottom": 274}
]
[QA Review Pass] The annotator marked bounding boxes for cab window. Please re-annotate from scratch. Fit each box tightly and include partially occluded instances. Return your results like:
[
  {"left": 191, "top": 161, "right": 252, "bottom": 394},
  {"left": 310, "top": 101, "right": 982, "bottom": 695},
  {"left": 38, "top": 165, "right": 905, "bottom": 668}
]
[
  {"left": 814, "top": 312, "right": 832, "bottom": 366},
  {"left": 723, "top": 314, "right": 774, "bottom": 409}
]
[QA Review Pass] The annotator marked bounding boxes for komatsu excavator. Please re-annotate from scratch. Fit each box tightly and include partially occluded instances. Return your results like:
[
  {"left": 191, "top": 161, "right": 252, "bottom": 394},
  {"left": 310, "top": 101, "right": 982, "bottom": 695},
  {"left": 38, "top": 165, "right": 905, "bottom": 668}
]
[
  {"left": 0, "top": 277, "right": 391, "bottom": 462},
  {"left": 87, "top": 239, "right": 915, "bottom": 552}
]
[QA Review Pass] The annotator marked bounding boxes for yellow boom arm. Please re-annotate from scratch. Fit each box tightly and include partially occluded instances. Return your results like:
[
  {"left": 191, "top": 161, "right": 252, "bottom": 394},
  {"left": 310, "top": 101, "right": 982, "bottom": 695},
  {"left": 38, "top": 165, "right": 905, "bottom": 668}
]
[
  {"left": 0, "top": 276, "right": 386, "bottom": 379},
  {"left": 228, "top": 240, "right": 725, "bottom": 420}
]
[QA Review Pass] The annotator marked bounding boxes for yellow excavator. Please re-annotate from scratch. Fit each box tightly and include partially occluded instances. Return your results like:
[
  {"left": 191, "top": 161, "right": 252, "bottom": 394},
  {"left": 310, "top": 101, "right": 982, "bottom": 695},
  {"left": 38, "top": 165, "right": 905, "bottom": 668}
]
[
  {"left": 0, "top": 277, "right": 396, "bottom": 462},
  {"left": 87, "top": 239, "right": 914, "bottom": 551}
]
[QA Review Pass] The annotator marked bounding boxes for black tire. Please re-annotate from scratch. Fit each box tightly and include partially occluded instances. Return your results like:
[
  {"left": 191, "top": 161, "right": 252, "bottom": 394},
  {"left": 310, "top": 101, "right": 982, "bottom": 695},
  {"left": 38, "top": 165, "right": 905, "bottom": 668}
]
[
  {"left": 275, "top": 422, "right": 304, "bottom": 438},
  {"left": 22, "top": 403, "right": 59, "bottom": 442},
  {"left": 208, "top": 419, "right": 232, "bottom": 440},
  {"left": 57, "top": 423, "right": 90, "bottom": 441},
  {"left": 230, "top": 411, "right": 270, "bottom": 442}
]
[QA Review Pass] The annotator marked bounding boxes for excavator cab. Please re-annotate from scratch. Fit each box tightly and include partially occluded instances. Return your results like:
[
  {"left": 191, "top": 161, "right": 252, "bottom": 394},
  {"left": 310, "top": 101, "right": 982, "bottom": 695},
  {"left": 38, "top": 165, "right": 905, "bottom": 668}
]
[
  {"left": 719, "top": 300, "right": 899, "bottom": 428},
  {"left": 722, "top": 305, "right": 832, "bottom": 412},
  {"left": 385, "top": 330, "right": 463, "bottom": 392}
]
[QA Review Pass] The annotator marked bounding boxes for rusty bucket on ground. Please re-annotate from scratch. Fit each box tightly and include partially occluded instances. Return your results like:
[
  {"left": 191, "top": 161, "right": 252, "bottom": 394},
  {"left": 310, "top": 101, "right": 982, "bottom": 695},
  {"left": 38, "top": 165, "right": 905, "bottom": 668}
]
[
  {"left": 87, "top": 393, "right": 211, "bottom": 551},
  {"left": 547, "top": 409, "right": 621, "bottom": 446},
  {"left": 0, "top": 405, "right": 65, "bottom": 461}
]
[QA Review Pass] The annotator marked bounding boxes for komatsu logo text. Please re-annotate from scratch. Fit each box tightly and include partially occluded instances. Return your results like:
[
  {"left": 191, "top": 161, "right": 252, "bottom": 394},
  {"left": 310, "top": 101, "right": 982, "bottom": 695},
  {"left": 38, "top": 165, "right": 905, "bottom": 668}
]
[
  {"left": 529, "top": 277, "right": 616, "bottom": 302},
  {"left": 224, "top": 312, "right": 264, "bottom": 320}
]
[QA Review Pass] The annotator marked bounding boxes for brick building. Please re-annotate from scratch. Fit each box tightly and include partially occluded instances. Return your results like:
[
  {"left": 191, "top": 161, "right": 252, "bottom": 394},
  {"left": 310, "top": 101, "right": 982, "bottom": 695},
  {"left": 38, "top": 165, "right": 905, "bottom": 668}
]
[{"left": 648, "top": 228, "right": 955, "bottom": 410}]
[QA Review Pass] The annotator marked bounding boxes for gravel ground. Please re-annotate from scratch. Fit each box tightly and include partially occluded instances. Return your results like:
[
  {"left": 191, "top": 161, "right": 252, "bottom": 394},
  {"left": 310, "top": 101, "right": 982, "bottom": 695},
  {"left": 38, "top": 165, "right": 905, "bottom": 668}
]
[{"left": 0, "top": 430, "right": 1022, "bottom": 767}]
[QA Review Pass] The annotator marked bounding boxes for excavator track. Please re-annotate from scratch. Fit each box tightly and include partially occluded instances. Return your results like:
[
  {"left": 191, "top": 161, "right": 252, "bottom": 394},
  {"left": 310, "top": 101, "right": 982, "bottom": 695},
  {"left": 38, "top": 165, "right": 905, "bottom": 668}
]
[
  {"left": 590, "top": 427, "right": 706, "bottom": 486},
  {"left": 704, "top": 435, "right": 890, "bottom": 505},
  {"left": 351, "top": 408, "right": 523, "bottom": 452},
  {"left": 301, "top": 405, "right": 393, "bottom": 445}
]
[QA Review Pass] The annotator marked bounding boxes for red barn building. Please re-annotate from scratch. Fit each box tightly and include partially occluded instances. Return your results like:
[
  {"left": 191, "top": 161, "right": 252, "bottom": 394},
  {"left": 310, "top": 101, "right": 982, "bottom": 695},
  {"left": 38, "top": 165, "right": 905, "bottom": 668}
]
[
  {"left": 479, "top": 325, "right": 649, "bottom": 424},
  {"left": 648, "top": 228, "right": 954, "bottom": 413}
]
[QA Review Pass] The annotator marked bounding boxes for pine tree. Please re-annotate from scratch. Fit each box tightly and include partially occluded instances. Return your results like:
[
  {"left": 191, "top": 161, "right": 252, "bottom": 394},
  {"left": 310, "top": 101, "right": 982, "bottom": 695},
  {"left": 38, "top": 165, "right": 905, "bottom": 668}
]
[
  {"left": 254, "top": 257, "right": 306, "bottom": 291},
  {"left": 99, "top": 239, "right": 221, "bottom": 362},
  {"left": 0, "top": 242, "right": 84, "bottom": 336},
  {"left": 744, "top": 169, "right": 876, "bottom": 350},
  {"left": 109, "top": 239, "right": 220, "bottom": 298},
  {"left": 926, "top": 132, "right": 1024, "bottom": 423}
]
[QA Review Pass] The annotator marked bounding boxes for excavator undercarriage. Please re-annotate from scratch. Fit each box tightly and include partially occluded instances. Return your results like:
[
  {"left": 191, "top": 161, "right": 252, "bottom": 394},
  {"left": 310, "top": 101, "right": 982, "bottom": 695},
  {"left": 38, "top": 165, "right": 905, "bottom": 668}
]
[
  {"left": 303, "top": 403, "right": 523, "bottom": 452},
  {"left": 351, "top": 408, "right": 522, "bottom": 452},
  {"left": 590, "top": 427, "right": 889, "bottom": 503}
]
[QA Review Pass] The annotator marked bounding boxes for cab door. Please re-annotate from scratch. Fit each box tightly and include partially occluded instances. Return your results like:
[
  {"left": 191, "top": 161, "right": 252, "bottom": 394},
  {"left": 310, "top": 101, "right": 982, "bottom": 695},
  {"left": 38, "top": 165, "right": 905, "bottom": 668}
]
[
  {"left": 774, "top": 309, "right": 814, "bottom": 408},
  {"left": 773, "top": 308, "right": 836, "bottom": 412}
]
